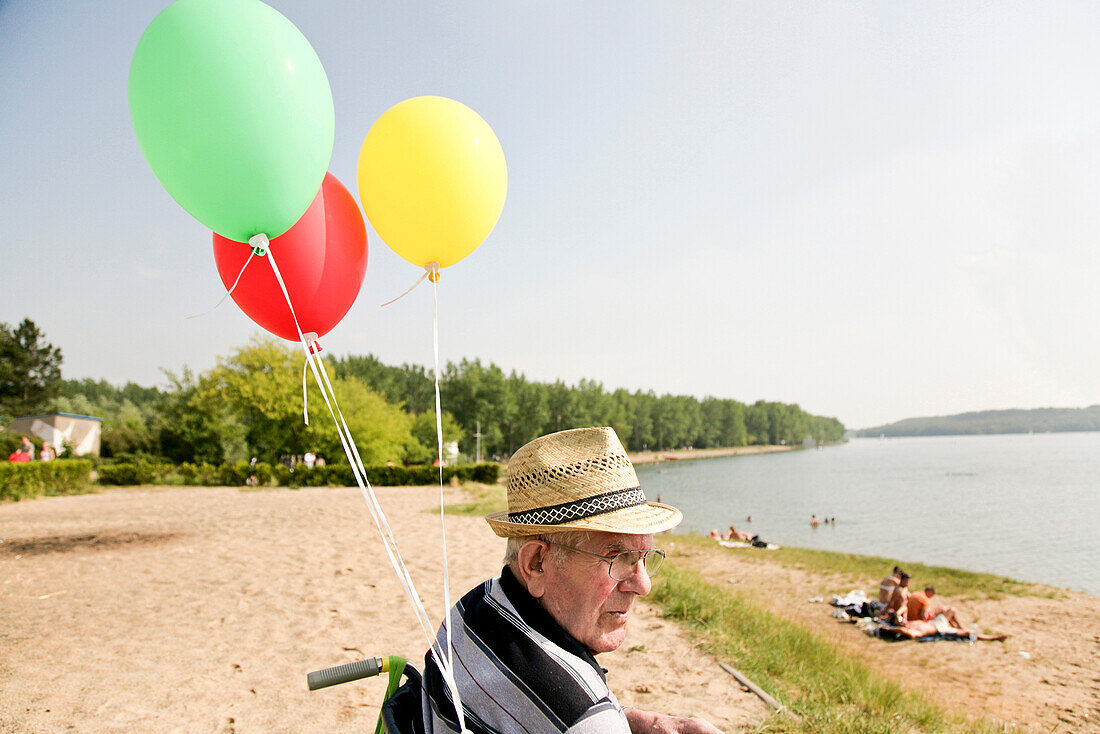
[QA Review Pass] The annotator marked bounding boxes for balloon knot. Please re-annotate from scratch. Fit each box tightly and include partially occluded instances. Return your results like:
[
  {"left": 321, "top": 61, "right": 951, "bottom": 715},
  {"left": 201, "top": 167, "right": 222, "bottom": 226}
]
[
  {"left": 248, "top": 233, "right": 269, "bottom": 257},
  {"left": 427, "top": 262, "right": 441, "bottom": 283}
]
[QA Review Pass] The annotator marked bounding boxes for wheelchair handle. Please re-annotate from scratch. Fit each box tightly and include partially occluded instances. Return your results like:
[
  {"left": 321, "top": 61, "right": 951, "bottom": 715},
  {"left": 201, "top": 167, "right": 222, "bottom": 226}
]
[{"left": 307, "top": 657, "right": 387, "bottom": 691}]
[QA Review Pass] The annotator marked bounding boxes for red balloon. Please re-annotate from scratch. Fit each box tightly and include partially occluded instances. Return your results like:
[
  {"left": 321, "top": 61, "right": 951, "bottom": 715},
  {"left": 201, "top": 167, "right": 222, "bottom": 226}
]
[{"left": 213, "top": 173, "right": 368, "bottom": 341}]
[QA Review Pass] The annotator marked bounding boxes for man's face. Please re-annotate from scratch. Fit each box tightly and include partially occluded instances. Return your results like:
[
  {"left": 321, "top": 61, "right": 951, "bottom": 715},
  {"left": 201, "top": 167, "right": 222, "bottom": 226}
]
[{"left": 537, "top": 532, "right": 654, "bottom": 654}]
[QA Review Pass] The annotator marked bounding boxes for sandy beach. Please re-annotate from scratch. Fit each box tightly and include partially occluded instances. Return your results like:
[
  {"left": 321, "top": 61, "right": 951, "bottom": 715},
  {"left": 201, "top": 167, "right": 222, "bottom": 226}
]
[
  {"left": 629, "top": 446, "right": 794, "bottom": 465},
  {"left": 0, "top": 486, "right": 766, "bottom": 733}
]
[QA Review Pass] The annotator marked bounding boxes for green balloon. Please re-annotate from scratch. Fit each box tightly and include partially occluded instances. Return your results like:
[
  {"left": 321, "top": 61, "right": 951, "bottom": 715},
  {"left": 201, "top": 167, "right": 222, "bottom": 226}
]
[{"left": 129, "top": 0, "right": 334, "bottom": 241}]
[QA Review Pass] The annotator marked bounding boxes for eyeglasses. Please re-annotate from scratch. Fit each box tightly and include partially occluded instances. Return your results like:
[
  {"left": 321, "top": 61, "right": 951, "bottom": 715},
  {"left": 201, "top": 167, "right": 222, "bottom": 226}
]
[{"left": 544, "top": 540, "right": 666, "bottom": 580}]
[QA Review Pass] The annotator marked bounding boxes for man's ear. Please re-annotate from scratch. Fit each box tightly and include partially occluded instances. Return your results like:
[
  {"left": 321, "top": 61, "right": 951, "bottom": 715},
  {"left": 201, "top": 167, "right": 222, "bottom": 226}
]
[{"left": 515, "top": 540, "right": 550, "bottom": 598}]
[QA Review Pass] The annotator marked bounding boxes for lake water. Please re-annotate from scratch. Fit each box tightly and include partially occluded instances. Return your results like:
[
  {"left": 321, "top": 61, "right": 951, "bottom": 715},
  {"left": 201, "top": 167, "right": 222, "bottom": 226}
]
[{"left": 636, "top": 432, "right": 1100, "bottom": 595}]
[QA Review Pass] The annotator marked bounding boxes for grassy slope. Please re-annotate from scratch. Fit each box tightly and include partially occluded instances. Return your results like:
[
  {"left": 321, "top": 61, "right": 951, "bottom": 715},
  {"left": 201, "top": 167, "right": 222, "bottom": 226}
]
[{"left": 652, "top": 565, "right": 1006, "bottom": 733}]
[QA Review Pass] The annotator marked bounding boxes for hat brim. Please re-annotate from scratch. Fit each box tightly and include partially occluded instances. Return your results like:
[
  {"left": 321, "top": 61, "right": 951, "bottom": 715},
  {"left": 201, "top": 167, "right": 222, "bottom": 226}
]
[{"left": 485, "top": 501, "right": 683, "bottom": 538}]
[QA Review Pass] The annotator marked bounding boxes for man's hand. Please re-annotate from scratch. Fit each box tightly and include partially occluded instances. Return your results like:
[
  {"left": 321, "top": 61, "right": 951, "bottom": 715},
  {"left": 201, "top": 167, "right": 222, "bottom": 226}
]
[{"left": 624, "top": 707, "right": 723, "bottom": 734}]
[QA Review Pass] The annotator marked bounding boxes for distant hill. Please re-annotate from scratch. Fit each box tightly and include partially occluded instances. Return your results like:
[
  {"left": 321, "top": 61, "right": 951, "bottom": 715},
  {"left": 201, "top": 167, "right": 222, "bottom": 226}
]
[{"left": 853, "top": 406, "right": 1100, "bottom": 437}]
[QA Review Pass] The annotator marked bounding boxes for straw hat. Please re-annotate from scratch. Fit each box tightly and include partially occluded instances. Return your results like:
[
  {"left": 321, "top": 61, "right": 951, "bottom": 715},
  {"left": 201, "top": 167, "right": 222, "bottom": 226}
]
[{"left": 485, "top": 427, "right": 682, "bottom": 537}]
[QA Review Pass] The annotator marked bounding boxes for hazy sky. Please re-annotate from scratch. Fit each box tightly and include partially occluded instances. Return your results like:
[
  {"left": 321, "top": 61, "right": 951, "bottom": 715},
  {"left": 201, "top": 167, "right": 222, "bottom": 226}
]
[{"left": 3, "top": 1, "right": 1099, "bottom": 429}]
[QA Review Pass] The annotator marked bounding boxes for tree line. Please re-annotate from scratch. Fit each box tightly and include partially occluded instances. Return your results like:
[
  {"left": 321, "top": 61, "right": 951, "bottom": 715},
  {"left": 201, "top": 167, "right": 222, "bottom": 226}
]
[
  {"left": 3, "top": 319, "right": 845, "bottom": 465},
  {"left": 330, "top": 356, "right": 846, "bottom": 455}
]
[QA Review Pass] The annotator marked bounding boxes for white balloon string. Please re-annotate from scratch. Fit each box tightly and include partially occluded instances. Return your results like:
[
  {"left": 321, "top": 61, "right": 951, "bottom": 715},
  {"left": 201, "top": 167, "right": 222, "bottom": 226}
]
[
  {"left": 265, "top": 247, "right": 468, "bottom": 732},
  {"left": 300, "top": 332, "right": 318, "bottom": 427},
  {"left": 380, "top": 263, "right": 436, "bottom": 307},
  {"left": 185, "top": 250, "right": 254, "bottom": 320},
  {"left": 301, "top": 358, "right": 310, "bottom": 426},
  {"left": 431, "top": 269, "right": 456, "bottom": 706}
]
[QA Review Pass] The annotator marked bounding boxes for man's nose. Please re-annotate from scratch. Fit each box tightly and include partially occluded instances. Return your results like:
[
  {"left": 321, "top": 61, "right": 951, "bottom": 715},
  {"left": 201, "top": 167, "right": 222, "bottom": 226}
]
[{"left": 619, "top": 558, "right": 652, "bottom": 595}]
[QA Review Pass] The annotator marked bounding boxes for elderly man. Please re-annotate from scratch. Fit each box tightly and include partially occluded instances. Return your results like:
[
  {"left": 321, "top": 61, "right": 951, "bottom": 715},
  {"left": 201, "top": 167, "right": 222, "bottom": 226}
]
[{"left": 419, "top": 427, "right": 720, "bottom": 734}]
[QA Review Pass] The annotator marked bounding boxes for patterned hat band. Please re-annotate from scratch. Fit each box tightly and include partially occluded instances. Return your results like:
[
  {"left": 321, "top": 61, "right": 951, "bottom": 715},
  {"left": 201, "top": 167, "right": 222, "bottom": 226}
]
[{"left": 507, "top": 487, "right": 647, "bottom": 526}]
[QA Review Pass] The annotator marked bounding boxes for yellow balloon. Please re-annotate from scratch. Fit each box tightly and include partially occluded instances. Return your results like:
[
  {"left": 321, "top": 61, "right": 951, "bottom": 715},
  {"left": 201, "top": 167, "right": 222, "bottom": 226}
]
[{"left": 357, "top": 96, "right": 507, "bottom": 269}]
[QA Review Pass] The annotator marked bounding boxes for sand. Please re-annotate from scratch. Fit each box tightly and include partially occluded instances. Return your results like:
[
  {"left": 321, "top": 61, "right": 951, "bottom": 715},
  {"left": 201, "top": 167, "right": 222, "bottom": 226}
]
[{"left": 0, "top": 486, "right": 765, "bottom": 733}]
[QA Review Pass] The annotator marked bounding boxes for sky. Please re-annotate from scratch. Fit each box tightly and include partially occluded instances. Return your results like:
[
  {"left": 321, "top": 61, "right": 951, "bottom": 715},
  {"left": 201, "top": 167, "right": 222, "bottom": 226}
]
[{"left": 2, "top": 1, "right": 1099, "bottom": 430}]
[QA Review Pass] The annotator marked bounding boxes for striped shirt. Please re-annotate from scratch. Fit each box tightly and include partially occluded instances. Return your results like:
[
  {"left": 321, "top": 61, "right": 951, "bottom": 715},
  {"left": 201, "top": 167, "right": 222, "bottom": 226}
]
[{"left": 421, "top": 567, "right": 631, "bottom": 733}]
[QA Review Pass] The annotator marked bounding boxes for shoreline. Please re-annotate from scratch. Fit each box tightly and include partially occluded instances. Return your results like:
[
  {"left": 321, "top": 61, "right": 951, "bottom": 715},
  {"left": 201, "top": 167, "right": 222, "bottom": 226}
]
[
  {"left": 669, "top": 535, "right": 1099, "bottom": 731},
  {"left": 629, "top": 444, "right": 796, "bottom": 465}
]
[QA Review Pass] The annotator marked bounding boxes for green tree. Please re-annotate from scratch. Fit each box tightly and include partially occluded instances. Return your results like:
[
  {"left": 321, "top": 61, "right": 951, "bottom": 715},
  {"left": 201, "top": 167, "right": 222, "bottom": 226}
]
[
  {"left": 544, "top": 380, "right": 575, "bottom": 434},
  {"left": 307, "top": 378, "right": 414, "bottom": 465},
  {"left": 0, "top": 318, "right": 63, "bottom": 418},
  {"left": 501, "top": 373, "right": 549, "bottom": 454},
  {"left": 206, "top": 337, "right": 413, "bottom": 464},
  {"left": 442, "top": 358, "right": 516, "bottom": 458},
  {"left": 406, "top": 409, "right": 465, "bottom": 464},
  {"left": 745, "top": 400, "right": 769, "bottom": 445},
  {"left": 158, "top": 368, "right": 245, "bottom": 464},
  {"left": 628, "top": 391, "right": 656, "bottom": 451},
  {"left": 332, "top": 354, "right": 434, "bottom": 414},
  {"left": 55, "top": 378, "right": 163, "bottom": 457}
]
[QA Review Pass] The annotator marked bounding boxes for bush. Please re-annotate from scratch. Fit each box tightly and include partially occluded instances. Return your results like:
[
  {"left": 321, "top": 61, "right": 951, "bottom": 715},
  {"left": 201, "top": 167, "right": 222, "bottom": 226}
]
[
  {"left": 96, "top": 461, "right": 160, "bottom": 486},
  {"left": 276, "top": 462, "right": 501, "bottom": 487},
  {"left": 273, "top": 463, "right": 296, "bottom": 488},
  {"left": 0, "top": 459, "right": 94, "bottom": 502},
  {"left": 176, "top": 462, "right": 211, "bottom": 486},
  {"left": 250, "top": 462, "right": 273, "bottom": 487},
  {"left": 101, "top": 452, "right": 171, "bottom": 466},
  {"left": 470, "top": 463, "right": 500, "bottom": 483},
  {"left": 0, "top": 433, "right": 31, "bottom": 457},
  {"left": 73, "top": 459, "right": 499, "bottom": 490},
  {"left": 216, "top": 463, "right": 252, "bottom": 487}
]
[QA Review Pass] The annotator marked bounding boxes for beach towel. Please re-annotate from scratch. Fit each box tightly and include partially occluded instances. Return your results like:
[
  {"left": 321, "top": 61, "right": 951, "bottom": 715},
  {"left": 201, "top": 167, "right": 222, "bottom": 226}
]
[
  {"left": 716, "top": 540, "right": 781, "bottom": 550},
  {"left": 830, "top": 590, "right": 875, "bottom": 619},
  {"left": 857, "top": 617, "right": 977, "bottom": 643}
]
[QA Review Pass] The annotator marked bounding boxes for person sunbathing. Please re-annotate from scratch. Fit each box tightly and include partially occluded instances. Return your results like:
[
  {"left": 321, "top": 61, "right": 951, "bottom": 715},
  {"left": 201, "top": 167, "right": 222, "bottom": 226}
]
[
  {"left": 907, "top": 586, "right": 965, "bottom": 630},
  {"left": 723, "top": 525, "right": 753, "bottom": 542},
  {"left": 877, "top": 566, "right": 903, "bottom": 605},
  {"left": 881, "top": 572, "right": 911, "bottom": 623},
  {"left": 891, "top": 617, "right": 1007, "bottom": 641}
]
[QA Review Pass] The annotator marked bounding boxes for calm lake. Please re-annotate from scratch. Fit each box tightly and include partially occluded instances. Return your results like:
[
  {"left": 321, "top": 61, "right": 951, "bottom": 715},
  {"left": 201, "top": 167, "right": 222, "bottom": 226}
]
[{"left": 636, "top": 432, "right": 1100, "bottom": 595}]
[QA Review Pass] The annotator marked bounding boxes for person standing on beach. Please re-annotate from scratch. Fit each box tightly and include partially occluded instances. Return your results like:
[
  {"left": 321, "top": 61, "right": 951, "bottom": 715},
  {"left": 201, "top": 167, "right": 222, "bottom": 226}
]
[{"left": 414, "top": 427, "right": 721, "bottom": 734}]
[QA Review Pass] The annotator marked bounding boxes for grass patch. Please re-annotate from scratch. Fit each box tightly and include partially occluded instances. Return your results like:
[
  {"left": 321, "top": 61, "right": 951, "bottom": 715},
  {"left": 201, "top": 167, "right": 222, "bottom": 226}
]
[
  {"left": 769, "top": 547, "right": 1040, "bottom": 600},
  {"left": 672, "top": 534, "right": 1044, "bottom": 600},
  {"left": 650, "top": 565, "right": 1002, "bottom": 733},
  {"left": 443, "top": 483, "right": 506, "bottom": 516}
]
